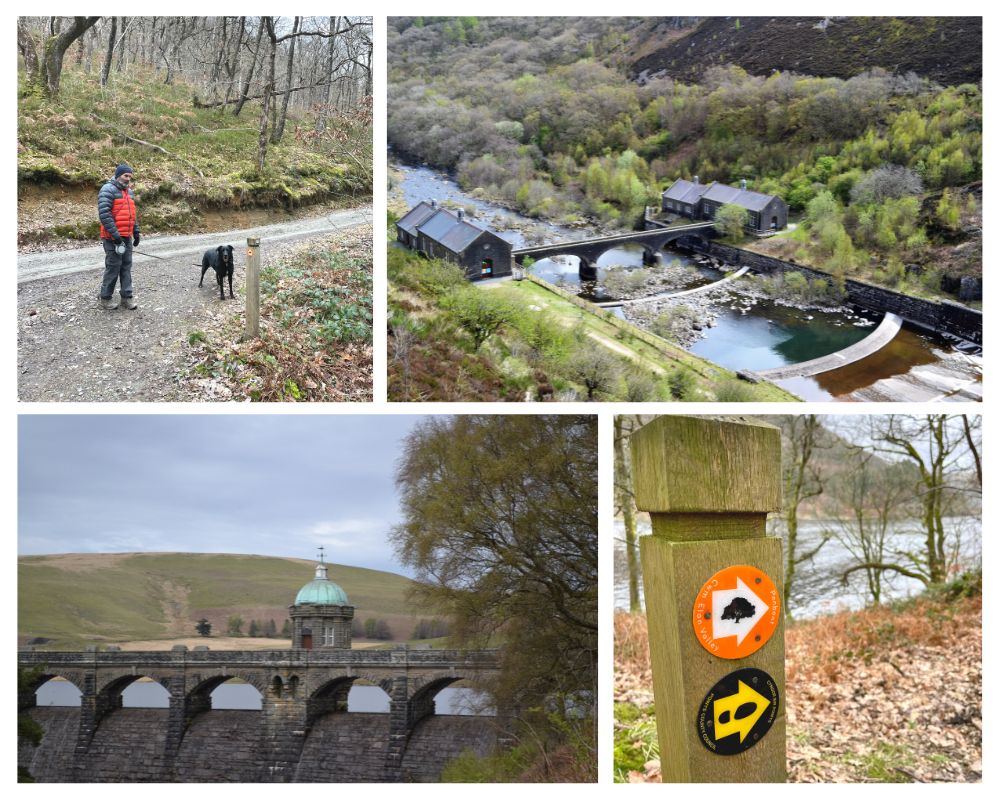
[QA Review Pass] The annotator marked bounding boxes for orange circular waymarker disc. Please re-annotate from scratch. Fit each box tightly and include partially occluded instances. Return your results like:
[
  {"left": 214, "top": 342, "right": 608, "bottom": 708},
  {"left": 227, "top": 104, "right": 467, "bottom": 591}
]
[{"left": 692, "top": 564, "right": 780, "bottom": 659}]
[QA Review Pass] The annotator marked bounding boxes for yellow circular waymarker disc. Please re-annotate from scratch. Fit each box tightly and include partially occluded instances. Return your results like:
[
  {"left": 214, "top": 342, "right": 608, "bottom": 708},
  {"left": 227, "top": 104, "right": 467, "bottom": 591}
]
[{"left": 692, "top": 564, "right": 780, "bottom": 659}]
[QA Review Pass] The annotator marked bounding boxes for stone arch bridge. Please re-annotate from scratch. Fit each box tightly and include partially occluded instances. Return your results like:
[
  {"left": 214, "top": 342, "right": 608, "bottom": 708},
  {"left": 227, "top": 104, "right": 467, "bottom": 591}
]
[
  {"left": 18, "top": 646, "right": 503, "bottom": 783},
  {"left": 513, "top": 222, "right": 716, "bottom": 280}
]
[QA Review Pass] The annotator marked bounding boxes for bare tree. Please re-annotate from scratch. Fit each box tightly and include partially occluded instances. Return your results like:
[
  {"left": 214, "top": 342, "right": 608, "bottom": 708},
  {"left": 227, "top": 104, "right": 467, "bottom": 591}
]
[
  {"left": 256, "top": 17, "right": 277, "bottom": 172},
  {"left": 775, "top": 415, "right": 829, "bottom": 618},
  {"left": 21, "top": 16, "right": 100, "bottom": 96},
  {"left": 614, "top": 415, "right": 642, "bottom": 612},
  {"left": 832, "top": 448, "right": 913, "bottom": 605},
  {"left": 234, "top": 17, "right": 266, "bottom": 117},
  {"left": 100, "top": 16, "right": 117, "bottom": 87},
  {"left": 864, "top": 415, "right": 975, "bottom": 585},
  {"left": 271, "top": 16, "right": 299, "bottom": 144}
]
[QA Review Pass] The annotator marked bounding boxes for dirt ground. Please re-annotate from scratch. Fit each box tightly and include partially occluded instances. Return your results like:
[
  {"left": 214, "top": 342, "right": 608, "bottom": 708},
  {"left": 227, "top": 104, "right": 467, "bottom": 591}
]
[
  {"left": 17, "top": 216, "right": 370, "bottom": 402},
  {"left": 615, "top": 591, "right": 982, "bottom": 783}
]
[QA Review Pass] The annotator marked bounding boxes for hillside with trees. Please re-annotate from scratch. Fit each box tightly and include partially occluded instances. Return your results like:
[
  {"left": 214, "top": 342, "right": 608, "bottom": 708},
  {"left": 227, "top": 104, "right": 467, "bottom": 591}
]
[
  {"left": 388, "top": 17, "right": 981, "bottom": 302},
  {"left": 18, "top": 16, "right": 372, "bottom": 245}
]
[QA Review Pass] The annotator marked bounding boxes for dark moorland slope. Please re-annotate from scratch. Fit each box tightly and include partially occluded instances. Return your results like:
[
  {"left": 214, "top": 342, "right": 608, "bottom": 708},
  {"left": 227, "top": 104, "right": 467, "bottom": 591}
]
[{"left": 631, "top": 17, "right": 982, "bottom": 86}]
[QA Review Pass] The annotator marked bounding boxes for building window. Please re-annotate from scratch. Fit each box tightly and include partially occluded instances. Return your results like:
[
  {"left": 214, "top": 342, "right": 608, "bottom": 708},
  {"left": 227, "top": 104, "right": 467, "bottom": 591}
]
[{"left": 323, "top": 626, "right": 335, "bottom": 646}]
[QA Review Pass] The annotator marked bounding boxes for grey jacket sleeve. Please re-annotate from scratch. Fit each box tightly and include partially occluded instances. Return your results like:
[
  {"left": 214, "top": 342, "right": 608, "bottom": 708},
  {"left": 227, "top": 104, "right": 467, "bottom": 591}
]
[{"left": 97, "top": 182, "right": 120, "bottom": 240}]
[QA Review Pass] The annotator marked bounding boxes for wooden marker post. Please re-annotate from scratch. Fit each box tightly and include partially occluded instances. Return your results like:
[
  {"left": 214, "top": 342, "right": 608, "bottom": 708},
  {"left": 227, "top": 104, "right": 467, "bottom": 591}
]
[
  {"left": 632, "top": 415, "right": 786, "bottom": 783},
  {"left": 245, "top": 237, "right": 261, "bottom": 339}
]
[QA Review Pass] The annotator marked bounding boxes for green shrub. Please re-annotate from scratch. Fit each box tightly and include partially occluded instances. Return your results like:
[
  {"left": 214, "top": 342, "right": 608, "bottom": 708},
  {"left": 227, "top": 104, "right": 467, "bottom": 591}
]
[{"left": 713, "top": 378, "right": 758, "bottom": 401}]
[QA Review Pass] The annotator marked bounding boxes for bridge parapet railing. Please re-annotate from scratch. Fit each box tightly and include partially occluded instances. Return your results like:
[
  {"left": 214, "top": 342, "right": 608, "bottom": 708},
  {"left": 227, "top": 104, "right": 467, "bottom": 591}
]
[
  {"left": 18, "top": 648, "right": 501, "bottom": 669},
  {"left": 512, "top": 221, "right": 716, "bottom": 255}
]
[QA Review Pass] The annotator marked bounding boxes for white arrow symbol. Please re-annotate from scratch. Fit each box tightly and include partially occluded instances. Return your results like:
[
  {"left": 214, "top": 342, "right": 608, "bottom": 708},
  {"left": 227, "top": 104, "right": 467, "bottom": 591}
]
[{"left": 712, "top": 577, "right": 768, "bottom": 645}]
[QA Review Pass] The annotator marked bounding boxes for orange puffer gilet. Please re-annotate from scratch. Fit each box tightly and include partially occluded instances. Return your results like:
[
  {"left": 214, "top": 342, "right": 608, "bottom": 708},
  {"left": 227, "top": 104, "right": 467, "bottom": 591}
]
[{"left": 97, "top": 179, "right": 139, "bottom": 240}]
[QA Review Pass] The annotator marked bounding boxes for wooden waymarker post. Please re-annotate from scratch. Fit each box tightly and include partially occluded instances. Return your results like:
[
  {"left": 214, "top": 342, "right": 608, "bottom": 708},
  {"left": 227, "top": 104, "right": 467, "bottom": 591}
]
[
  {"left": 632, "top": 415, "right": 786, "bottom": 783},
  {"left": 245, "top": 236, "right": 261, "bottom": 339}
]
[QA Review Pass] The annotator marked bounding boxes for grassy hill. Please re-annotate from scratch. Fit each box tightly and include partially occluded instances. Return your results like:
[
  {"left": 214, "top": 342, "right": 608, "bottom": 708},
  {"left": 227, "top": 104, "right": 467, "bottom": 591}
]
[
  {"left": 630, "top": 17, "right": 982, "bottom": 86},
  {"left": 18, "top": 67, "right": 370, "bottom": 245},
  {"left": 18, "top": 552, "right": 428, "bottom": 649}
]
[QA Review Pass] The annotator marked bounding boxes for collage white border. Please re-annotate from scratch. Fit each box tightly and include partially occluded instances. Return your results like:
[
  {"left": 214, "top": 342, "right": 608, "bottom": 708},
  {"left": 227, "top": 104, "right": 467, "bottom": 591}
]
[{"left": 7, "top": 3, "right": 995, "bottom": 795}]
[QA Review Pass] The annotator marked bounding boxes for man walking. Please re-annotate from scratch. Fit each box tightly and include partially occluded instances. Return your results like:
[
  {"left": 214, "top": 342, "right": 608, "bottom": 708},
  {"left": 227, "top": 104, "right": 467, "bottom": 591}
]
[{"left": 97, "top": 163, "right": 140, "bottom": 310}]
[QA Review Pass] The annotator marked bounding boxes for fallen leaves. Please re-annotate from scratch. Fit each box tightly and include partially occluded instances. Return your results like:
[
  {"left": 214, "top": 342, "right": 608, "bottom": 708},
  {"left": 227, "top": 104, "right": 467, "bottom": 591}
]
[
  {"left": 180, "top": 227, "right": 372, "bottom": 402},
  {"left": 614, "top": 591, "right": 982, "bottom": 783}
]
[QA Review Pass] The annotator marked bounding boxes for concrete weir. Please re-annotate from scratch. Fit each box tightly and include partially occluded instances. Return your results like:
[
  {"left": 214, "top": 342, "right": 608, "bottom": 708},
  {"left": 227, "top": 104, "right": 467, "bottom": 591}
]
[
  {"left": 596, "top": 266, "right": 750, "bottom": 308},
  {"left": 755, "top": 312, "right": 903, "bottom": 380}
]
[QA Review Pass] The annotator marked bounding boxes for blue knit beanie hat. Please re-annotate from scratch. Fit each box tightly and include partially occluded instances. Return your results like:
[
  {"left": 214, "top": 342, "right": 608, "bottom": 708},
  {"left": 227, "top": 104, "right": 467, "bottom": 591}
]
[{"left": 115, "top": 163, "right": 134, "bottom": 179}]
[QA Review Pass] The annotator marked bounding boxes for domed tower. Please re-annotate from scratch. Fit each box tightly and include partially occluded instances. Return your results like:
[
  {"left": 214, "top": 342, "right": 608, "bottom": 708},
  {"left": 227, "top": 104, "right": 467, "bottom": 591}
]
[{"left": 289, "top": 549, "right": 354, "bottom": 650}]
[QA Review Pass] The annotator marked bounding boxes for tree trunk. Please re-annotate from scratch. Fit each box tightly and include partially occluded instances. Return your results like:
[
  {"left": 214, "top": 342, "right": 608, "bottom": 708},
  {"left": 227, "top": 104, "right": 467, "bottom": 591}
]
[
  {"left": 115, "top": 17, "right": 128, "bottom": 73},
  {"left": 208, "top": 17, "right": 228, "bottom": 96},
  {"left": 271, "top": 16, "right": 299, "bottom": 144},
  {"left": 315, "top": 16, "right": 338, "bottom": 132},
  {"left": 17, "top": 20, "right": 40, "bottom": 86},
  {"left": 363, "top": 38, "right": 372, "bottom": 98},
  {"left": 781, "top": 415, "right": 823, "bottom": 619},
  {"left": 613, "top": 417, "right": 642, "bottom": 612},
  {"left": 222, "top": 16, "right": 247, "bottom": 107},
  {"left": 962, "top": 415, "right": 981, "bottom": 488},
  {"left": 256, "top": 18, "right": 277, "bottom": 173},
  {"left": 41, "top": 16, "right": 100, "bottom": 96},
  {"left": 234, "top": 18, "right": 266, "bottom": 117},
  {"left": 100, "top": 17, "right": 117, "bottom": 87},
  {"left": 84, "top": 25, "right": 96, "bottom": 73}
]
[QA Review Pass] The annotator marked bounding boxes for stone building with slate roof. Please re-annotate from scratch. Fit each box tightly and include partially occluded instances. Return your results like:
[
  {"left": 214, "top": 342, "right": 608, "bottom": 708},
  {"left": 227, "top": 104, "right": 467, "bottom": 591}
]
[
  {"left": 396, "top": 200, "right": 512, "bottom": 280},
  {"left": 661, "top": 177, "right": 787, "bottom": 233}
]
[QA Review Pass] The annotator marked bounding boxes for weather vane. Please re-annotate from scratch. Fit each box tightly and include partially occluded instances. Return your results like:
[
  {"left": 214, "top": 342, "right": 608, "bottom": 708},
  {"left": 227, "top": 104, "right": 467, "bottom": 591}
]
[{"left": 317, "top": 545, "right": 325, "bottom": 564}]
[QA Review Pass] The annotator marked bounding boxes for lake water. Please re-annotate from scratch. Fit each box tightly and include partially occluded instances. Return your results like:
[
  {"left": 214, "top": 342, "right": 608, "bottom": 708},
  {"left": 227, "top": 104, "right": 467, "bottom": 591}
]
[
  {"left": 614, "top": 516, "right": 981, "bottom": 619},
  {"left": 36, "top": 680, "right": 492, "bottom": 716},
  {"left": 394, "top": 162, "right": 977, "bottom": 401}
]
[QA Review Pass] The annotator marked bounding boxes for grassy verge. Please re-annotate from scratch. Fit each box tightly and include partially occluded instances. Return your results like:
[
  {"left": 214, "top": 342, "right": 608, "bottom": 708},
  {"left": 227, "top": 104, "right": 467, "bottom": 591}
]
[
  {"left": 184, "top": 229, "right": 372, "bottom": 401},
  {"left": 440, "top": 713, "right": 597, "bottom": 783}
]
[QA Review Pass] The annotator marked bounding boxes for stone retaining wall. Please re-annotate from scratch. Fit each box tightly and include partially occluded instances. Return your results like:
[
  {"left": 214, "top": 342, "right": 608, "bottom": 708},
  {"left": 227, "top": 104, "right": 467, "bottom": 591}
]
[{"left": 708, "top": 243, "right": 982, "bottom": 345}]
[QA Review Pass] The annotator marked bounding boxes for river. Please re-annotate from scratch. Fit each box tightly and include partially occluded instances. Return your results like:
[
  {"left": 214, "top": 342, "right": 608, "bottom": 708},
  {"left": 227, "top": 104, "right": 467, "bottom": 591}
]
[
  {"left": 613, "top": 516, "right": 981, "bottom": 619},
  {"left": 394, "top": 162, "right": 981, "bottom": 401},
  {"left": 36, "top": 679, "right": 492, "bottom": 715}
]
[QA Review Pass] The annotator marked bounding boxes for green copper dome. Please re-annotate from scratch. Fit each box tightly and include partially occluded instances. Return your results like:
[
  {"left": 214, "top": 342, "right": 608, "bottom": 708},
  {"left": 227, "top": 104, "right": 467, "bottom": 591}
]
[{"left": 294, "top": 562, "right": 349, "bottom": 605}]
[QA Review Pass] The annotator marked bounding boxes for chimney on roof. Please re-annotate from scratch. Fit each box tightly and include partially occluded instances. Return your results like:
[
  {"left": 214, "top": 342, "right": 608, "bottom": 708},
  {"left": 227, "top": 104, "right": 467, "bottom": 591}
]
[
  {"left": 457, "top": 208, "right": 465, "bottom": 221},
  {"left": 740, "top": 179, "right": 748, "bottom": 190},
  {"left": 693, "top": 175, "right": 699, "bottom": 185},
  {"left": 430, "top": 199, "right": 437, "bottom": 209}
]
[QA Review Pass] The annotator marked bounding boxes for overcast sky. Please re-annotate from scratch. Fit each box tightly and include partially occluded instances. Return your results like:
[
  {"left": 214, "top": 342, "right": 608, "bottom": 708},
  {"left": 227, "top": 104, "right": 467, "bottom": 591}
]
[{"left": 18, "top": 415, "right": 425, "bottom": 576}]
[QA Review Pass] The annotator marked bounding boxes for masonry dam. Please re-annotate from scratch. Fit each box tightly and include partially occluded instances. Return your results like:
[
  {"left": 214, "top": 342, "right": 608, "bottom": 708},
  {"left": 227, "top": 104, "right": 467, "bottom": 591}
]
[{"left": 18, "top": 647, "right": 505, "bottom": 782}]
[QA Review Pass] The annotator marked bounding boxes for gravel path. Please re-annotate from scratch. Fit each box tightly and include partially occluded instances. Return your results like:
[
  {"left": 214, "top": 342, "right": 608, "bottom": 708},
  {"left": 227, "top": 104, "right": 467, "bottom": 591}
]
[
  {"left": 17, "top": 206, "right": 371, "bottom": 402},
  {"left": 17, "top": 206, "right": 372, "bottom": 283}
]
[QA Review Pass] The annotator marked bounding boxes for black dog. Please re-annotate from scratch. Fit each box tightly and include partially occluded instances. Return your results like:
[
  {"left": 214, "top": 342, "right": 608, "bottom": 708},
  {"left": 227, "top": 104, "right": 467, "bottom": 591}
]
[{"left": 199, "top": 245, "right": 235, "bottom": 300}]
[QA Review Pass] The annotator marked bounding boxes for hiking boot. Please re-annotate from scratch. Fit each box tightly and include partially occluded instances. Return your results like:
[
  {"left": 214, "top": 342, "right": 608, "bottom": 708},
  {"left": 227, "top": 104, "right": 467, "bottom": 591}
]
[
  {"left": 121, "top": 295, "right": 138, "bottom": 310},
  {"left": 101, "top": 296, "right": 120, "bottom": 310}
]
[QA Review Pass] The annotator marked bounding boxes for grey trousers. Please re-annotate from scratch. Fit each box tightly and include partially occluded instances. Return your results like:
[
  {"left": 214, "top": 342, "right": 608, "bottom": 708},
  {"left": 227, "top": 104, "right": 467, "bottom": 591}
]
[{"left": 100, "top": 239, "right": 133, "bottom": 299}]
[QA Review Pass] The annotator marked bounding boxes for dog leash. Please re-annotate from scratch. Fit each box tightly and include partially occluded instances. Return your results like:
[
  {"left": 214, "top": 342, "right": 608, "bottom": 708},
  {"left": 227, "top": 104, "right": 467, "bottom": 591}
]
[
  {"left": 132, "top": 249, "right": 205, "bottom": 268},
  {"left": 129, "top": 214, "right": 374, "bottom": 263},
  {"left": 131, "top": 248, "right": 174, "bottom": 262}
]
